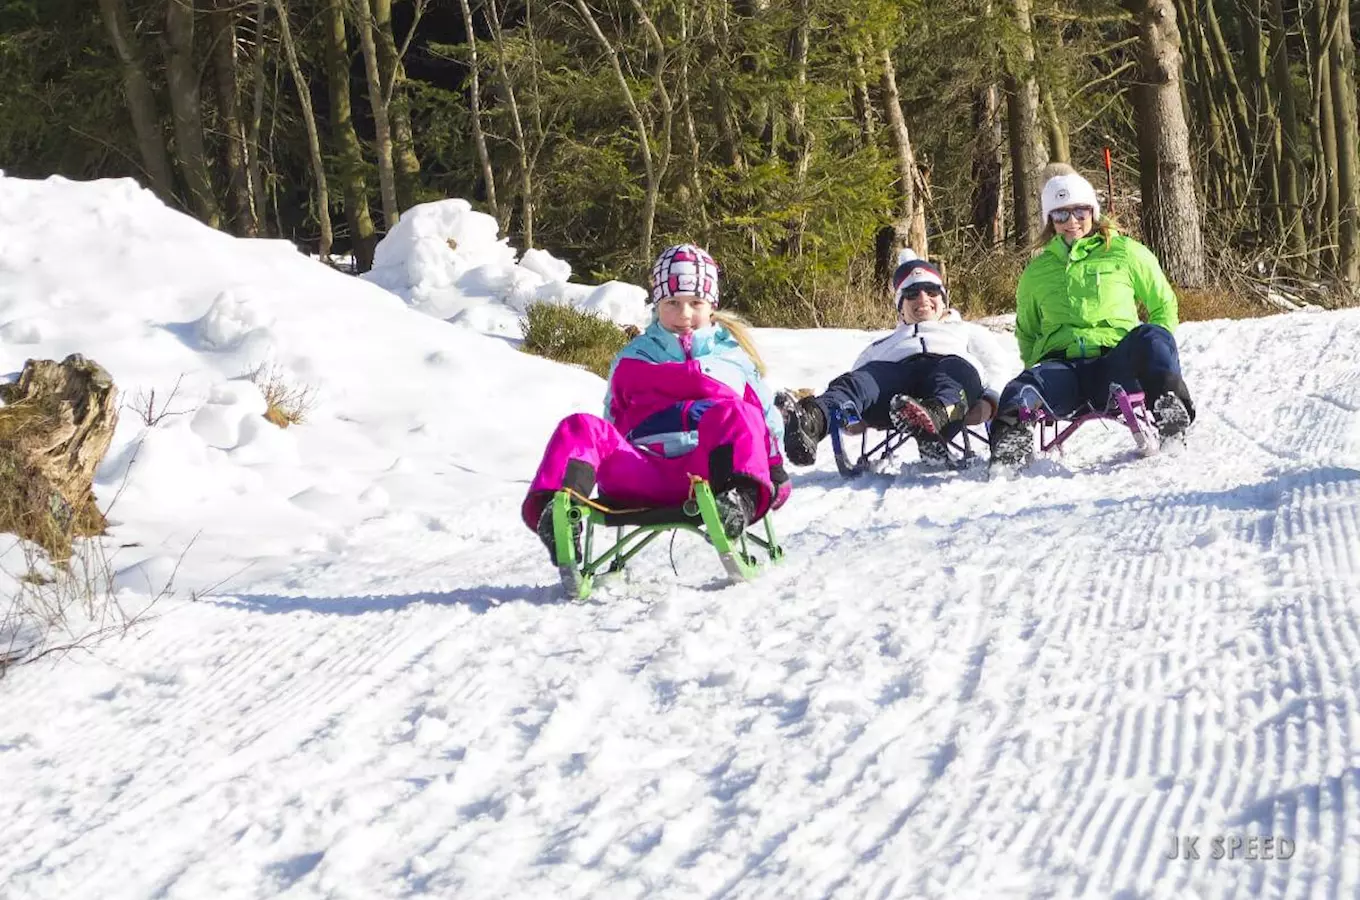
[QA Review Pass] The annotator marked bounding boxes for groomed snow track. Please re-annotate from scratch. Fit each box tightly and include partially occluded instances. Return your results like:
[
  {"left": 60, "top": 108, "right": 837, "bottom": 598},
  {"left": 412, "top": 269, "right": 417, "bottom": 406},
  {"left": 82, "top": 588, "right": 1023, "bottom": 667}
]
[{"left": 3, "top": 312, "right": 1360, "bottom": 899}]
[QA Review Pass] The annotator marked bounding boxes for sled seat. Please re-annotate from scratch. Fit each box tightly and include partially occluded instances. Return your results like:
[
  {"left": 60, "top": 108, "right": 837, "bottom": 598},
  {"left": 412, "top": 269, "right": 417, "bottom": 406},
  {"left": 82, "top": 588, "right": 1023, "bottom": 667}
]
[
  {"left": 827, "top": 407, "right": 989, "bottom": 478},
  {"left": 592, "top": 496, "right": 702, "bottom": 529}
]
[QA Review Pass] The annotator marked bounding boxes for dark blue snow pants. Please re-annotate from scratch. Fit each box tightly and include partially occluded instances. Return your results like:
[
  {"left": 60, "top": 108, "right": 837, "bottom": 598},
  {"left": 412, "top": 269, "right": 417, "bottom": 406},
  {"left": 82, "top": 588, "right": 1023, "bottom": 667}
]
[
  {"left": 814, "top": 354, "right": 983, "bottom": 437},
  {"left": 997, "top": 324, "right": 1187, "bottom": 420}
]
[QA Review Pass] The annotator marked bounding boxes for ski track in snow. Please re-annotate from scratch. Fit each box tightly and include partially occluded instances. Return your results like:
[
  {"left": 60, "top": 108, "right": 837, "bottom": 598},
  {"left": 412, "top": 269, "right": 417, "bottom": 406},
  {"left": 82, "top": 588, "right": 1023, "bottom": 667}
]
[{"left": 4, "top": 313, "right": 1360, "bottom": 899}]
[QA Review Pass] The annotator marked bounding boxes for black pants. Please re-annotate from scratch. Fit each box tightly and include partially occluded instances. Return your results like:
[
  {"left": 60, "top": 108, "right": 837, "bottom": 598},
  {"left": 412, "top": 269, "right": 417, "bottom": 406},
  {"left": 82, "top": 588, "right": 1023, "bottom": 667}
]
[{"left": 814, "top": 354, "right": 982, "bottom": 437}]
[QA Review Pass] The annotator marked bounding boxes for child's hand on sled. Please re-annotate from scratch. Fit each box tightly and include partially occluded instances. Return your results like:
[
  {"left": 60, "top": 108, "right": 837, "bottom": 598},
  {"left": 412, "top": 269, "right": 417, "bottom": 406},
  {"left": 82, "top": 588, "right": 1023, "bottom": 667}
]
[{"left": 966, "top": 398, "right": 996, "bottom": 425}]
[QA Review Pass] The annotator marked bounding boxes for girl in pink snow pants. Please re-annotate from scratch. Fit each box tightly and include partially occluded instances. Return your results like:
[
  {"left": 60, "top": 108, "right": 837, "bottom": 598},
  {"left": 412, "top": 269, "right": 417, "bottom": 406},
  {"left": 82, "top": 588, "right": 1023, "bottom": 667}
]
[{"left": 523, "top": 244, "right": 791, "bottom": 564}]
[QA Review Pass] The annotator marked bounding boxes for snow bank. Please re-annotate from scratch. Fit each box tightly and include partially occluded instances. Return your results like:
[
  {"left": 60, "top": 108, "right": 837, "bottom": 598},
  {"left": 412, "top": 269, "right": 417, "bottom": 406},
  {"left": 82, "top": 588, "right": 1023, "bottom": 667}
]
[
  {"left": 361, "top": 198, "right": 650, "bottom": 338},
  {"left": 0, "top": 174, "right": 604, "bottom": 601}
]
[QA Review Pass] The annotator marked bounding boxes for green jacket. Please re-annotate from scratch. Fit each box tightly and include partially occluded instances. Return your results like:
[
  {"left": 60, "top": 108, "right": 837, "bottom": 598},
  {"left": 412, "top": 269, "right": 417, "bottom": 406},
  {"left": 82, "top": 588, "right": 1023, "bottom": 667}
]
[{"left": 1015, "top": 232, "right": 1179, "bottom": 368}]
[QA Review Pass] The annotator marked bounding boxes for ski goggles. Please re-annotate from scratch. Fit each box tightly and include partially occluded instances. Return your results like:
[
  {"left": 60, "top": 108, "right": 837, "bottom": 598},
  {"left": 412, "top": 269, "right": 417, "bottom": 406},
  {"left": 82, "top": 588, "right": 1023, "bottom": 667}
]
[{"left": 1050, "top": 206, "right": 1095, "bottom": 224}]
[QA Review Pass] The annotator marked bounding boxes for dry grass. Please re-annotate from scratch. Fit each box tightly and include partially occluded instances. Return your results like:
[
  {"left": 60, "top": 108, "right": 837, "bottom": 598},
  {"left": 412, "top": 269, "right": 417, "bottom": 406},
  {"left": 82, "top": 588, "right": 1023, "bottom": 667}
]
[
  {"left": 943, "top": 249, "right": 1030, "bottom": 320},
  {"left": 520, "top": 303, "right": 632, "bottom": 378},
  {"left": 249, "top": 363, "right": 317, "bottom": 428},
  {"left": 1174, "top": 286, "right": 1280, "bottom": 322},
  {"left": 0, "top": 449, "right": 173, "bottom": 678}
]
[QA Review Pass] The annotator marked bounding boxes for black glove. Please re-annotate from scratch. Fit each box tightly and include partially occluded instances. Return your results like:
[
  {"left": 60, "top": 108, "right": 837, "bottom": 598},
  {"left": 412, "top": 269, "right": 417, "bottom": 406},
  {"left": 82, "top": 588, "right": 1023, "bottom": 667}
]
[{"left": 769, "top": 463, "right": 790, "bottom": 485}]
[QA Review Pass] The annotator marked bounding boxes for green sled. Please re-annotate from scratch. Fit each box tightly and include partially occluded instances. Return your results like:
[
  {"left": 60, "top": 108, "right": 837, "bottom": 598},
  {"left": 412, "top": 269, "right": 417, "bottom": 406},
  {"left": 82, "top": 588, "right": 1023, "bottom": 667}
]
[{"left": 547, "top": 479, "right": 785, "bottom": 600}]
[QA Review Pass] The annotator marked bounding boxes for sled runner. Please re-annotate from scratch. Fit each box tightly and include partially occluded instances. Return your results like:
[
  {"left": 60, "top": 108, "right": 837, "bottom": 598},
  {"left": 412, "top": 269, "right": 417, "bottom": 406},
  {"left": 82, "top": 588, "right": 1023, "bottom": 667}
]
[
  {"left": 826, "top": 406, "right": 988, "bottom": 478},
  {"left": 544, "top": 475, "right": 784, "bottom": 601},
  {"left": 1017, "top": 385, "right": 1160, "bottom": 457}
]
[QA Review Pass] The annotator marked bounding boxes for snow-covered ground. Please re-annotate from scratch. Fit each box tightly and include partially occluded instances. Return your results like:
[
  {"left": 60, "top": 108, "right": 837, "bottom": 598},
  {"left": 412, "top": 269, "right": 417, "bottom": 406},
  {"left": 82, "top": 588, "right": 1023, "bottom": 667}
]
[{"left": 2, "top": 175, "right": 1360, "bottom": 899}]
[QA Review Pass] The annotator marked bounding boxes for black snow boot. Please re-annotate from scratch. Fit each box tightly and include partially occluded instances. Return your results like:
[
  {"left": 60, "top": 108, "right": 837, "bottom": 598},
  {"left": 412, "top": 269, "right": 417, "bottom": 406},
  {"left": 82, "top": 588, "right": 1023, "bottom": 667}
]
[
  {"left": 777, "top": 392, "right": 828, "bottom": 467},
  {"left": 713, "top": 483, "right": 758, "bottom": 540},
  {"left": 988, "top": 416, "right": 1035, "bottom": 469},
  {"left": 536, "top": 503, "right": 583, "bottom": 566},
  {"left": 1152, "top": 393, "right": 1192, "bottom": 439},
  {"left": 1141, "top": 373, "right": 1196, "bottom": 433}
]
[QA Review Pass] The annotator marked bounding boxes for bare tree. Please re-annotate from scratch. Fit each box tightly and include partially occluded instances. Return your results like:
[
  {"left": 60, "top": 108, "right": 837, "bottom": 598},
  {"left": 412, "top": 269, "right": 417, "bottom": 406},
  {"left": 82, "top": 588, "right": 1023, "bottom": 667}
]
[
  {"left": 164, "top": 0, "right": 223, "bottom": 227},
  {"left": 271, "top": 0, "right": 333, "bottom": 258},
  {"left": 489, "top": 0, "right": 542, "bottom": 246},
  {"left": 1003, "top": 0, "right": 1048, "bottom": 246},
  {"left": 352, "top": 0, "right": 400, "bottom": 227},
  {"left": 246, "top": 0, "right": 271, "bottom": 233},
  {"left": 880, "top": 47, "right": 928, "bottom": 256},
  {"left": 97, "top": 0, "right": 176, "bottom": 203},
  {"left": 456, "top": 0, "right": 501, "bottom": 228},
  {"left": 210, "top": 0, "right": 259, "bottom": 236},
  {"left": 971, "top": 83, "right": 1007, "bottom": 247},
  {"left": 573, "top": 0, "right": 660, "bottom": 268},
  {"left": 324, "top": 0, "right": 377, "bottom": 269},
  {"left": 1126, "top": 0, "right": 1205, "bottom": 285},
  {"left": 1325, "top": 0, "right": 1359, "bottom": 281},
  {"left": 372, "top": 0, "right": 425, "bottom": 211}
]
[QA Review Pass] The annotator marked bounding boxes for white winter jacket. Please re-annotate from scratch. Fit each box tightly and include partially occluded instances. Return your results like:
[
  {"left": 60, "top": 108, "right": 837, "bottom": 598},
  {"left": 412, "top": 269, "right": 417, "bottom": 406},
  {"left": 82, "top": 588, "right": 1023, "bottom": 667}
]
[{"left": 851, "top": 309, "right": 1017, "bottom": 406}]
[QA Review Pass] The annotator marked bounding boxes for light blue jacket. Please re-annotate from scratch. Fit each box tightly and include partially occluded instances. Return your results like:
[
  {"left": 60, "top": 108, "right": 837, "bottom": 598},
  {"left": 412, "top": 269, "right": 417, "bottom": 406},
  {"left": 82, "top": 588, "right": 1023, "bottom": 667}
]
[{"left": 602, "top": 318, "right": 784, "bottom": 459}]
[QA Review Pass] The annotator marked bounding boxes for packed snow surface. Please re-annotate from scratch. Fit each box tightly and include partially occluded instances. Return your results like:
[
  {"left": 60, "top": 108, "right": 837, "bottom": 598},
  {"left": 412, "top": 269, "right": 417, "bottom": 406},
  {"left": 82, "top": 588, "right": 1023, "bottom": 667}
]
[{"left": 2, "top": 175, "right": 1360, "bottom": 899}]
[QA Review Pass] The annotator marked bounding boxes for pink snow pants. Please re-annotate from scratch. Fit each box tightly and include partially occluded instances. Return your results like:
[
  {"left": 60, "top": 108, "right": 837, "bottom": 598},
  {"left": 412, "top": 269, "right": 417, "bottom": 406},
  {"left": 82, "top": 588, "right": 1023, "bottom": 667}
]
[{"left": 521, "top": 398, "right": 774, "bottom": 529}]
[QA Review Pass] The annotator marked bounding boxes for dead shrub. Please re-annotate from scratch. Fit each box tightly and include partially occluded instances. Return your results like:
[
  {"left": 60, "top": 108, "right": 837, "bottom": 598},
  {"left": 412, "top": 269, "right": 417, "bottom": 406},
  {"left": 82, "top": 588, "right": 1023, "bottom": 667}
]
[
  {"left": 127, "top": 373, "right": 195, "bottom": 427},
  {"left": 249, "top": 363, "right": 316, "bottom": 428}
]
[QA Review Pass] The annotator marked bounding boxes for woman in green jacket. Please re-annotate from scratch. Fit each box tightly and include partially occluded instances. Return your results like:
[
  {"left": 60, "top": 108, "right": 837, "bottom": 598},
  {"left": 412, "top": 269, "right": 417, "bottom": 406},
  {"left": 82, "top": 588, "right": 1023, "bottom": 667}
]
[{"left": 989, "top": 166, "right": 1196, "bottom": 468}]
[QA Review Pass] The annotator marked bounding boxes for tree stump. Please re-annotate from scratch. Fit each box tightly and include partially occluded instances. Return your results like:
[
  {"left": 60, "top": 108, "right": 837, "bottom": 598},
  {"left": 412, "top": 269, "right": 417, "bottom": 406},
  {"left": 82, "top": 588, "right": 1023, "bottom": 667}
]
[{"left": 0, "top": 355, "right": 118, "bottom": 560}]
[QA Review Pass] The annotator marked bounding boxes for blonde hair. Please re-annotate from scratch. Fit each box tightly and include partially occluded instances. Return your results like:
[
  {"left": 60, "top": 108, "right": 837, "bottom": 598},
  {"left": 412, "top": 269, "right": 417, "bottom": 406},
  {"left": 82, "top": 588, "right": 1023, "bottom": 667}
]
[
  {"left": 1037, "top": 214, "right": 1120, "bottom": 250},
  {"left": 713, "top": 310, "right": 767, "bottom": 377}
]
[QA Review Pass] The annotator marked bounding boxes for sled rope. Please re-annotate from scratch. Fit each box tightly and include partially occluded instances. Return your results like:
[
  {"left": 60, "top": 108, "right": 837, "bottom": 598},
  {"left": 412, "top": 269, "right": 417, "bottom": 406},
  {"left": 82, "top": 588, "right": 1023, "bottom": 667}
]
[{"left": 563, "top": 487, "right": 647, "bottom": 515}]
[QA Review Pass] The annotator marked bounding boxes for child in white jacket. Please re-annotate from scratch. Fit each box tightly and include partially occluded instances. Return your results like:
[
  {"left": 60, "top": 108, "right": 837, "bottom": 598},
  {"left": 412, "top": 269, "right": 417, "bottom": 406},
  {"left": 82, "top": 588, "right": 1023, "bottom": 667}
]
[{"left": 781, "top": 253, "right": 1017, "bottom": 466}]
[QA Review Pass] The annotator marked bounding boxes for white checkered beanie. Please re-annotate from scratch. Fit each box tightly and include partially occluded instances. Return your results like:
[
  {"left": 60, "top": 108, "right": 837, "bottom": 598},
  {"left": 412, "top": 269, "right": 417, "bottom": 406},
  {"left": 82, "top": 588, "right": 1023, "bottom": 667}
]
[{"left": 650, "top": 244, "right": 720, "bottom": 307}]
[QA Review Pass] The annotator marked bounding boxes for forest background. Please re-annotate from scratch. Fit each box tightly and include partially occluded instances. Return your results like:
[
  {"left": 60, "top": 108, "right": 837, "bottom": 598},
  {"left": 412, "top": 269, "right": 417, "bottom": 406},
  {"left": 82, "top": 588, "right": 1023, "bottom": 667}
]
[{"left": 2, "top": 0, "right": 1358, "bottom": 327}]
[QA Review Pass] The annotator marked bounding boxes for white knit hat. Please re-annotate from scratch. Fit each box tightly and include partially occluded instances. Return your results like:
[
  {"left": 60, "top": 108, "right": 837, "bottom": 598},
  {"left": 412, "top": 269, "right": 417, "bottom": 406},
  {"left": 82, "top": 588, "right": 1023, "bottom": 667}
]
[{"left": 1040, "top": 173, "right": 1101, "bottom": 223}]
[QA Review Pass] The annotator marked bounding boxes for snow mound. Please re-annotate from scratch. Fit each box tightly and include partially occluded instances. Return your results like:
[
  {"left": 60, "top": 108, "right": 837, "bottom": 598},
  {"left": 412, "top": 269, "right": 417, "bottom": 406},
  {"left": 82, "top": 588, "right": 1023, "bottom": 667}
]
[
  {"left": 361, "top": 198, "right": 649, "bottom": 337},
  {"left": 0, "top": 174, "right": 604, "bottom": 599}
]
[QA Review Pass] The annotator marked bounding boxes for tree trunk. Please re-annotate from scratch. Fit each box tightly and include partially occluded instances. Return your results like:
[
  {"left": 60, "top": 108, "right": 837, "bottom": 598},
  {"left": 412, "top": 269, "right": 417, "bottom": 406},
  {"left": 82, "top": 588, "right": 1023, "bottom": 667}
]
[
  {"left": 1041, "top": 83, "right": 1070, "bottom": 163},
  {"left": 1327, "top": 0, "right": 1359, "bottom": 281},
  {"left": 210, "top": 0, "right": 258, "bottom": 236},
  {"left": 353, "top": 0, "right": 400, "bottom": 228},
  {"left": 490, "top": 0, "right": 539, "bottom": 247},
  {"left": 1239, "top": 0, "right": 1278, "bottom": 235},
  {"left": 971, "top": 83, "right": 1007, "bottom": 247},
  {"left": 1126, "top": 0, "right": 1206, "bottom": 286},
  {"left": 323, "top": 0, "right": 376, "bottom": 270},
  {"left": 372, "top": 0, "right": 422, "bottom": 211},
  {"left": 1311, "top": 0, "right": 1340, "bottom": 272},
  {"left": 1268, "top": 0, "right": 1305, "bottom": 258},
  {"left": 455, "top": 0, "right": 501, "bottom": 228},
  {"left": 247, "top": 0, "right": 270, "bottom": 235},
  {"left": 852, "top": 46, "right": 875, "bottom": 149},
  {"left": 270, "top": 0, "right": 332, "bottom": 258},
  {"left": 788, "top": 0, "right": 811, "bottom": 252},
  {"left": 1003, "top": 0, "right": 1047, "bottom": 246},
  {"left": 678, "top": 2, "right": 710, "bottom": 238},
  {"left": 880, "top": 47, "right": 927, "bottom": 256},
  {"left": 164, "top": 0, "right": 222, "bottom": 227},
  {"left": 1202, "top": 0, "right": 1254, "bottom": 199},
  {"left": 573, "top": 0, "right": 657, "bottom": 269},
  {"left": 96, "top": 0, "right": 176, "bottom": 203}
]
